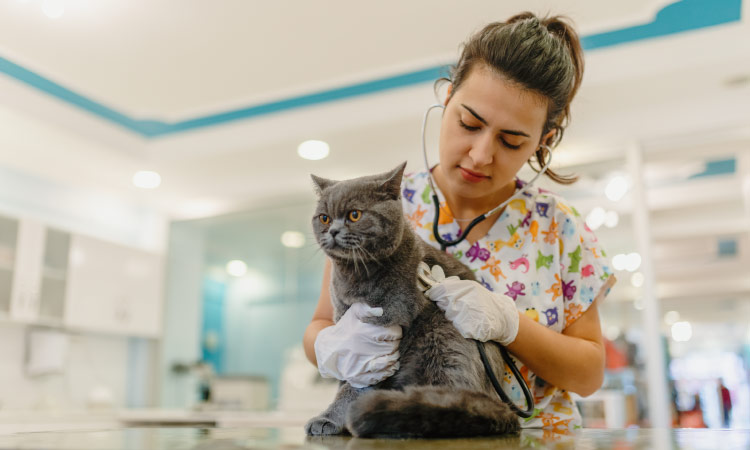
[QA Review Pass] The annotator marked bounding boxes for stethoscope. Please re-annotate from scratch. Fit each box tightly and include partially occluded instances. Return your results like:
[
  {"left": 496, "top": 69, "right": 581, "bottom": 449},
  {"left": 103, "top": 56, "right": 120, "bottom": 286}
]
[
  {"left": 420, "top": 103, "right": 555, "bottom": 418},
  {"left": 421, "top": 103, "right": 554, "bottom": 251}
]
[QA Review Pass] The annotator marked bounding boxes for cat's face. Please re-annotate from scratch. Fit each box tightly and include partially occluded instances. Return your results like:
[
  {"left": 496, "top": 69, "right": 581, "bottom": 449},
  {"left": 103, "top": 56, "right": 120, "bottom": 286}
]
[{"left": 311, "top": 163, "right": 407, "bottom": 261}]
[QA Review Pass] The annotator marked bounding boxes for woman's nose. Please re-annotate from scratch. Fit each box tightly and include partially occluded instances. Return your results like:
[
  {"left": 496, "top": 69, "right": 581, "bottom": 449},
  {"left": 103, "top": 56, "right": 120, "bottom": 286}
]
[{"left": 468, "top": 133, "right": 495, "bottom": 167}]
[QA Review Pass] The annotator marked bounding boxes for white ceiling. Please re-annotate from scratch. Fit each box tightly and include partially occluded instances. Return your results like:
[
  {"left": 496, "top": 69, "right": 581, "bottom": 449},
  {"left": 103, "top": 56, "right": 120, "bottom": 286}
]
[
  {"left": 0, "top": 0, "right": 676, "bottom": 117},
  {"left": 0, "top": 0, "right": 749, "bottom": 219}
]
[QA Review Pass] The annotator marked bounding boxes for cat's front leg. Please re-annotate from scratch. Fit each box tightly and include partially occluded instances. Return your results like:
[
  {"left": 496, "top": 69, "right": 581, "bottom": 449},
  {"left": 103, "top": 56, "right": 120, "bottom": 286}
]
[
  {"left": 305, "top": 383, "right": 367, "bottom": 436},
  {"left": 360, "top": 288, "right": 424, "bottom": 329}
]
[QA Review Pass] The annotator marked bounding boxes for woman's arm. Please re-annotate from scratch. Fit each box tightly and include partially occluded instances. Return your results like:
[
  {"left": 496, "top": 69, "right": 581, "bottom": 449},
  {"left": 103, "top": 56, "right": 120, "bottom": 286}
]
[
  {"left": 303, "top": 259, "right": 334, "bottom": 365},
  {"left": 505, "top": 277, "right": 615, "bottom": 397}
]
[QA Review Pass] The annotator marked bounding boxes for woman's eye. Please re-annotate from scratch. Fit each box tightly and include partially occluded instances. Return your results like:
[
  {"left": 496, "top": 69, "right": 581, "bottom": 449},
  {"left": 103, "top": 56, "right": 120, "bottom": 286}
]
[
  {"left": 348, "top": 210, "right": 362, "bottom": 222},
  {"left": 501, "top": 138, "right": 522, "bottom": 150},
  {"left": 459, "top": 120, "right": 480, "bottom": 131},
  {"left": 319, "top": 214, "right": 330, "bottom": 225}
]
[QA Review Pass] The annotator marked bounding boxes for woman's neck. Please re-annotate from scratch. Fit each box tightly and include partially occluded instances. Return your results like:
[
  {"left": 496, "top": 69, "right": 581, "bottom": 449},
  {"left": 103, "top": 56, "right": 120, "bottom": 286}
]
[{"left": 432, "top": 165, "right": 517, "bottom": 222}]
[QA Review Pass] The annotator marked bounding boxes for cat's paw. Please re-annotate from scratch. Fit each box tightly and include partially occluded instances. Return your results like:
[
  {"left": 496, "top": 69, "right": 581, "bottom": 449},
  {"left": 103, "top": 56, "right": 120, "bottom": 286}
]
[
  {"left": 305, "top": 415, "right": 345, "bottom": 436},
  {"left": 359, "top": 313, "right": 390, "bottom": 327}
]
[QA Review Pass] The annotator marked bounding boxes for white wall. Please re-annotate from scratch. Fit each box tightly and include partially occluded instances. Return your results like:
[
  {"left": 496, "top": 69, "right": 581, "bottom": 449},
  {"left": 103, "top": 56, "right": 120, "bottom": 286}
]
[
  {"left": 0, "top": 324, "right": 128, "bottom": 410},
  {"left": 157, "top": 222, "right": 204, "bottom": 408},
  {"left": 0, "top": 136, "right": 169, "bottom": 411}
]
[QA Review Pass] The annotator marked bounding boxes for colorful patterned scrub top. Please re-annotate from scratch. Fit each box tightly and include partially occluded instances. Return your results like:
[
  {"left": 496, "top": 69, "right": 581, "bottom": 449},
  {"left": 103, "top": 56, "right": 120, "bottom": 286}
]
[{"left": 401, "top": 170, "right": 616, "bottom": 431}]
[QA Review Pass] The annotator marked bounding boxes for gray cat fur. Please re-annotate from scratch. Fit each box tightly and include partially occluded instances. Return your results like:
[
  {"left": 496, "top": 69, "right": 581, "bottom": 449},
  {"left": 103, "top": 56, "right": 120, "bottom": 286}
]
[{"left": 306, "top": 162, "right": 520, "bottom": 438}]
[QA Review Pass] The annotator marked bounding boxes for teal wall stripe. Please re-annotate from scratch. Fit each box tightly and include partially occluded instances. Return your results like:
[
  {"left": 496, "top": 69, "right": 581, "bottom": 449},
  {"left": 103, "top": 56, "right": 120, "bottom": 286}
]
[{"left": 0, "top": 0, "right": 742, "bottom": 138}]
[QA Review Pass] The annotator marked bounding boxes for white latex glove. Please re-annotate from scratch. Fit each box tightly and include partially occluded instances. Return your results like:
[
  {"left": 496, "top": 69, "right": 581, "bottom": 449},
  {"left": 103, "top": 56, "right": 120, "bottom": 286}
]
[
  {"left": 422, "top": 264, "right": 519, "bottom": 346},
  {"left": 314, "top": 302, "right": 402, "bottom": 389}
]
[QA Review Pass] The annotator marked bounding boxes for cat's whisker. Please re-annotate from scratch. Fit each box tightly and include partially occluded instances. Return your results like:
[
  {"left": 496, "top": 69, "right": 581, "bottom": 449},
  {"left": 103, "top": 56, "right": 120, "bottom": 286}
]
[
  {"left": 357, "top": 245, "right": 381, "bottom": 267},
  {"left": 349, "top": 247, "right": 361, "bottom": 276},
  {"left": 356, "top": 247, "right": 371, "bottom": 277}
]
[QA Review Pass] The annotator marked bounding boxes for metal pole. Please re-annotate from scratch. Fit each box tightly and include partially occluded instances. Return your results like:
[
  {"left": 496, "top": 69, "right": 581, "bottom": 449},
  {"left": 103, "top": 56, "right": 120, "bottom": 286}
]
[{"left": 627, "top": 141, "right": 672, "bottom": 428}]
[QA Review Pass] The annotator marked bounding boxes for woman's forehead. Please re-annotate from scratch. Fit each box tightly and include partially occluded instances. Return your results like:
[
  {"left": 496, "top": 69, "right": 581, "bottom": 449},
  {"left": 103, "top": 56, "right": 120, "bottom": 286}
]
[{"left": 454, "top": 65, "right": 548, "bottom": 134}]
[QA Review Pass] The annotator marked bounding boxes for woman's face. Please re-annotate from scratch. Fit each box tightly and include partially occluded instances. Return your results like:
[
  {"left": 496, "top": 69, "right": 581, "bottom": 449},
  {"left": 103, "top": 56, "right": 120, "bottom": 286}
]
[{"left": 437, "top": 64, "right": 553, "bottom": 205}]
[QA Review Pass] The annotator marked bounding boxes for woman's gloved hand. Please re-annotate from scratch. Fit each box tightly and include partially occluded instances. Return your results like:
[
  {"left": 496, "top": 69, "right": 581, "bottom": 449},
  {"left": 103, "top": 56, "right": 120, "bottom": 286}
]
[
  {"left": 314, "top": 302, "right": 402, "bottom": 388},
  {"left": 420, "top": 263, "right": 519, "bottom": 346}
]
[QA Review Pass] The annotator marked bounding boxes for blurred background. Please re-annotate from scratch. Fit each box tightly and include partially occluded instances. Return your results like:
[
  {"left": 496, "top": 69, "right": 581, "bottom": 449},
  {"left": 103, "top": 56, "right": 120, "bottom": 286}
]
[{"left": 0, "top": 0, "right": 749, "bottom": 434}]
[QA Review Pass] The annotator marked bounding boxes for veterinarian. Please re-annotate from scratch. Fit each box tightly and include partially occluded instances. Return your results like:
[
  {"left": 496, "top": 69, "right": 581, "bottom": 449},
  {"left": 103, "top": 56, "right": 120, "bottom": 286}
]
[{"left": 304, "top": 12, "right": 616, "bottom": 430}]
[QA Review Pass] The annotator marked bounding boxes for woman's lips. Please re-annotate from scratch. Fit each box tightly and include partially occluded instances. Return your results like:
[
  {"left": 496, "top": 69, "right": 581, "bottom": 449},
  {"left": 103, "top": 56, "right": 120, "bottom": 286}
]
[{"left": 459, "top": 167, "right": 489, "bottom": 183}]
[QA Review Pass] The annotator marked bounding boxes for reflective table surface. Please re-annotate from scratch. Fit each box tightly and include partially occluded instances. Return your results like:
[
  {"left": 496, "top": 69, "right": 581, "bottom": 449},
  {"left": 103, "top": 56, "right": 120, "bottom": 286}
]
[{"left": 0, "top": 427, "right": 748, "bottom": 449}]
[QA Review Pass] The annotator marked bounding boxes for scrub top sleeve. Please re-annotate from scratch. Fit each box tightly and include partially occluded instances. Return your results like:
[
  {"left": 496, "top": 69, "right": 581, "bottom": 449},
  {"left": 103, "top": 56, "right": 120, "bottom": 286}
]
[{"left": 557, "top": 204, "right": 616, "bottom": 329}]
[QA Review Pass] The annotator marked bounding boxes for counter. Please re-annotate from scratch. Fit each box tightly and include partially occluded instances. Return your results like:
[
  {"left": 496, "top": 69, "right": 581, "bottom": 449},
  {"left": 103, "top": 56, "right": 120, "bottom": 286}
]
[{"left": 0, "top": 427, "right": 748, "bottom": 449}]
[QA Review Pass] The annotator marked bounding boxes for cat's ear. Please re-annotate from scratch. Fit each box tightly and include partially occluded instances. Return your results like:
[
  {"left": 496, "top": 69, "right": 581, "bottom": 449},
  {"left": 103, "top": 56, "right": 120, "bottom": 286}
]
[
  {"left": 379, "top": 161, "right": 407, "bottom": 200},
  {"left": 311, "top": 174, "right": 338, "bottom": 196}
]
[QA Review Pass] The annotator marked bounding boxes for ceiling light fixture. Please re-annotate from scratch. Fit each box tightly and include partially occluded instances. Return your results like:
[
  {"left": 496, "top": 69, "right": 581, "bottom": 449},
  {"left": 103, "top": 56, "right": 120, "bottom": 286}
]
[
  {"left": 605, "top": 175, "right": 629, "bottom": 202},
  {"left": 281, "top": 231, "right": 306, "bottom": 248},
  {"left": 604, "top": 210, "right": 619, "bottom": 228},
  {"left": 132, "top": 171, "right": 161, "bottom": 189},
  {"left": 671, "top": 321, "right": 692, "bottom": 342},
  {"left": 41, "top": 0, "right": 64, "bottom": 19},
  {"left": 664, "top": 310, "right": 680, "bottom": 326},
  {"left": 226, "top": 260, "right": 247, "bottom": 277},
  {"left": 298, "top": 140, "right": 330, "bottom": 160},
  {"left": 585, "top": 207, "right": 606, "bottom": 230}
]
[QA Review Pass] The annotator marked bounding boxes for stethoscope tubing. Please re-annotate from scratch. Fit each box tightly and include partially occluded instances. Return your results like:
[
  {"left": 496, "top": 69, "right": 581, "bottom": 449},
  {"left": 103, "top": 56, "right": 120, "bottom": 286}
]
[
  {"left": 421, "top": 103, "right": 553, "bottom": 250},
  {"left": 421, "top": 102, "right": 548, "bottom": 418}
]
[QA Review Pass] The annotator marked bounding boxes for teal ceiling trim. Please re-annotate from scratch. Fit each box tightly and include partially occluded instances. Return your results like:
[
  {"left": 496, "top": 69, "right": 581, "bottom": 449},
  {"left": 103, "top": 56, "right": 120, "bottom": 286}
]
[
  {"left": 581, "top": 0, "right": 742, "bottom": 49},
  {"left": 0, "top": 0, "right": 742, "bottom": 138},
  {"left": 0, "top": 56, "right": 146, "bottom": 131}
]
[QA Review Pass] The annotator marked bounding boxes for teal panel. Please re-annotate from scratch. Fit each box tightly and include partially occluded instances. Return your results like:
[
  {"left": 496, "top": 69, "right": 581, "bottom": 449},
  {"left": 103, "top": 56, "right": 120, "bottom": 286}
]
[
  {"left": 688, "top": 158, "right": 736, "bottom": 179},
  {"left": 201, "top": 277, "right": 227, "bottom": 374}
]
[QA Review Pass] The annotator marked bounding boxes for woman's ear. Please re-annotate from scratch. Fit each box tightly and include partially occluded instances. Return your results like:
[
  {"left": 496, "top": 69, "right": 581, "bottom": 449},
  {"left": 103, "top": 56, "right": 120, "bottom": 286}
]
[
  {"left": 444, "top": 84, "right": 453, "bottom": 106},
  {"left": 541, "top": 129, "right": 557, "bottom": 148}
]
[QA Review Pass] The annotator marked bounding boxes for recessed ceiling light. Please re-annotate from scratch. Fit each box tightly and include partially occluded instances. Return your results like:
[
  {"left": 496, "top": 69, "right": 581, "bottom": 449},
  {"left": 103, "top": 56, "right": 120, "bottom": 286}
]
[
  {"left": 671, "top": 321, "right": 692, "bottom": 342},
  {"left": 298, "top": 140, "right": 330, "bottom": 160},
  {"left": 604, "top": 210, "right": 619, "bottom": 228},
  {"left": 605, "top": 175, "right": 629, "bottom": 202},
  {"left": 132, "top": 171, "right": 161, "bottom": 189},
  {"left": 585, "top": 207, "right": 606, "bottom": 230},
  {"left": 41, "top": 0, "right": 64, "bottom": 19},
  {"left": 226, "top": 260, "right": 247, "bottom": 277},
  {"left": 664, "top": 310, "right": 680, "bottom": 325},
  {"left": 281, "top": 231, "right": 306, "bottom": 248},
  {"left": 625, "top": 252, "right": 642, "bottom": 272}
]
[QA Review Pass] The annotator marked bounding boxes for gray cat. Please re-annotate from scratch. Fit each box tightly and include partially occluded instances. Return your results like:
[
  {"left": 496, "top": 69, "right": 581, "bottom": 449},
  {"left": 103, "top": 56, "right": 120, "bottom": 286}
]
[{"left": 306, "top": 162, "right": 520, "bottom": 439}]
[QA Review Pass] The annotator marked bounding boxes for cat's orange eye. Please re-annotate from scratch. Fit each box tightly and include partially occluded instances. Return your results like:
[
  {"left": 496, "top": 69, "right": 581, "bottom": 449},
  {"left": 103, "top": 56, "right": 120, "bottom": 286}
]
[
  {"left": 319, "top": 214, "right": 330, "bottom": 225},
  {"left": 348, "top": 210, "right": 362, "bottom": 222}
]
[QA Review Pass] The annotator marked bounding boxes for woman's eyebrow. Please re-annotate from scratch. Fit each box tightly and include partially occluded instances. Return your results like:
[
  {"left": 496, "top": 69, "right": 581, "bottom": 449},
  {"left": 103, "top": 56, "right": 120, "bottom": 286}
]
[{"left": 460, "top": 104, "right": 530, "bottom": 137}]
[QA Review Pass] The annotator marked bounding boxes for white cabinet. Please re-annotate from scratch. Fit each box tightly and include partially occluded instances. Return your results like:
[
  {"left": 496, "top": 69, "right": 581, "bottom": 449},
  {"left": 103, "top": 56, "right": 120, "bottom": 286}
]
[
  {"left": 38, "top": 228, "right": 71, "bottom": 321},
  {"left": 0, "top": 214, "right": 19, "bottom": 316},
  {"left": 9, "top": 219, "right": 46, "bottom": 322},
  {"left": 0, "top": 213, "right": 163, "bottom": 337},
  {"left": 4, "top": 219, "right": 72, "bottom": 324},
  {"left": 65, "top": 234, "right": 164, "bottom": 337}
]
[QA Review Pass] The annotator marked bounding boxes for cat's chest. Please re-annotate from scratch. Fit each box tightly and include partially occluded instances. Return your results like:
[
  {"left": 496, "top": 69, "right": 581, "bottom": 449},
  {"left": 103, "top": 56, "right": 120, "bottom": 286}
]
[{"left": 331, "top": 267, "right": 404, "bottom": 306}]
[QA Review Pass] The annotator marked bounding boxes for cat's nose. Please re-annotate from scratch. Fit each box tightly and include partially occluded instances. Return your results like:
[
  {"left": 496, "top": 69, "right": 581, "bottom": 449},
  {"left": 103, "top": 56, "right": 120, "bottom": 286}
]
[{"left": 329, "top": 228, "right": 340, "bottom": 238}]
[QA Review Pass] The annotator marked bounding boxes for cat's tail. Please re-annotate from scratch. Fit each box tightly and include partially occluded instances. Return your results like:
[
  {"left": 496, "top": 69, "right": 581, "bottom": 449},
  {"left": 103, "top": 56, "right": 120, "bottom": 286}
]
[{"left": 345, "top": 385, "right": 520, "bottom": 439}]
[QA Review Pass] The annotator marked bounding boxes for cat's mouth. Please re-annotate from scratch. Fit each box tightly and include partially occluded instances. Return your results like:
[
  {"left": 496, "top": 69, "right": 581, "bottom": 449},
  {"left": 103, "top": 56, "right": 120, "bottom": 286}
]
[{"left": 322, "top": 234, "right": 366, "bottom": 257}]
